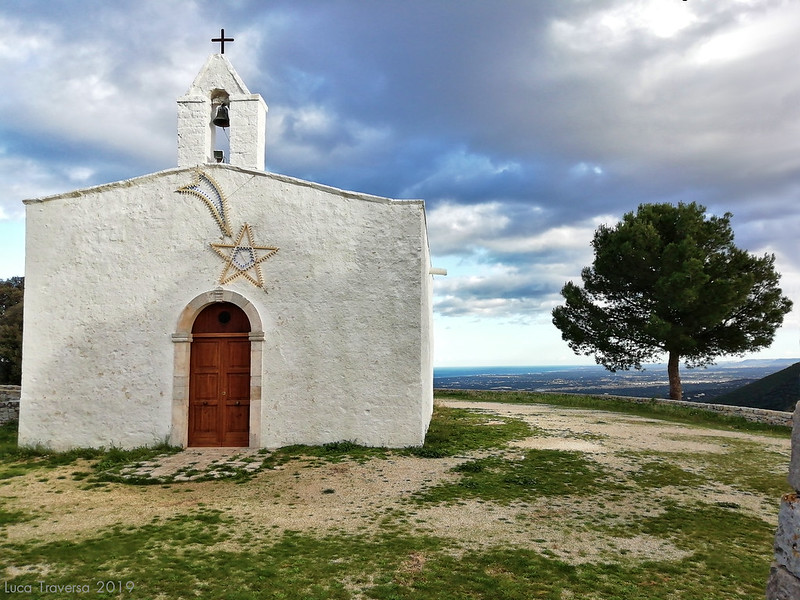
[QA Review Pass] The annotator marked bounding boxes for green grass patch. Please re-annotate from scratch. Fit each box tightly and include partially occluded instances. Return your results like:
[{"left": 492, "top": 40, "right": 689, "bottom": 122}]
[
  {"left": 90, "top": 444, "right": 180, "bottom": 474},
  {"left": 2, "top": 519, "right": 445, "bottom": 600},
  {"left": 678, "top": 439, "right": 791, "bottom": 497},
  {"left": 0, "top": 503, "right": 35, "bottom": 528},
  {"left": 617, "top": 443, "right": 791, "bottom": 498},
  {"left": 0, "top": 446, "right": 105, "bottom": 481},
  {"left": 1, "top": 421, "right": 102, "bottom": 466},
  {"left": 404, "top": 405, "right": 533, "bottom": 458},
  {"left": 1, "top": 405, "right": 532, "bottom": 483},
  {"left": 262, "top": 440, "right": 390, "bottom": 469},
  {"left": 633, "top": 501, "right": 775, "bottom": 597},
  {"left": 0, "top": 419, "right": 18, "bottom": 450},
  {"left": 615, "top": 436, "right": 792, "bottom": 498},
  {"left": 414, "top": 449, "right": 612, "bottom": 505},
  {"left": 631, "top": 461, "right": 707, "bottom": 489},
  {"left": 0, "top": 420, "right": 182, "bottom": 483}
]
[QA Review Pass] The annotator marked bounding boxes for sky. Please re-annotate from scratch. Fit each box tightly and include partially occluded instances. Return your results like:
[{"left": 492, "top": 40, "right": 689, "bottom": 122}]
[{"left": 1, "top": 0, "right": 798, "bottom": 367}]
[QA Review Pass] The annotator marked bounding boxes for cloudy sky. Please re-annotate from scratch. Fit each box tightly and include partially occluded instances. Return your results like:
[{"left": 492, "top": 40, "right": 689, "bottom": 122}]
[{"left": 1, "top": 0, "right": 798, "bottom": 366}]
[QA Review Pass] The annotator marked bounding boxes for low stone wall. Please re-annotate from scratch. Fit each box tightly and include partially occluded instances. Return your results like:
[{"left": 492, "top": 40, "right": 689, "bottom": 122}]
[
  {"left": 767, "top": 403, "right": 800, "bottom": 598},
  {"left": 0, "top": 385, "right": 21, "bottom": 424},
  {"left": 589, "top": 394, "right": 793, "bottom": 427}
]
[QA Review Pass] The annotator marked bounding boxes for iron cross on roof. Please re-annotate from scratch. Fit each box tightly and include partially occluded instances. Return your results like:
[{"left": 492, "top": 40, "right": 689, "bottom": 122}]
[{"left": 212, "top": 29, "right": 234, "bottom": 53}]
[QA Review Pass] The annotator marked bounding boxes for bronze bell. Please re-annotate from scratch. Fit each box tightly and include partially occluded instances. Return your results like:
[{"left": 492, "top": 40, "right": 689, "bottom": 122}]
[{"left": 212, "top": 104, "right": 230, "bottom": 128}]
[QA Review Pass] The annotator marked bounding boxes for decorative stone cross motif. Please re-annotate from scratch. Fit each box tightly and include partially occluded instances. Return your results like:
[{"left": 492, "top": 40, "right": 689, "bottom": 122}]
[{"left": 212, "top": 29, "right": 234, "bottom": 54}]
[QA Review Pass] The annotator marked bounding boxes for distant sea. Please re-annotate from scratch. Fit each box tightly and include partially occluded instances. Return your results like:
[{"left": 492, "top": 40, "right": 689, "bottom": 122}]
[{"left": 433, "top": 359, "right": 799, "bottom": 403}]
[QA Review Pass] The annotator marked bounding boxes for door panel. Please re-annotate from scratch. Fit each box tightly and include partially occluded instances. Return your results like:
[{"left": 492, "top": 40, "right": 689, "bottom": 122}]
[
  {"left": 189, "top": 340, "right": 221, "bottom": 446},
  {"left": 222, "top": 367, "right": 251, "bottom": 446},
  {"left": 189, "top": 397, "right": 220, "bottom": 446},
  {"left": 195, "top": 405, "right": 219, "bottom": 431},
  {"left": 192, "top": 340, "right": 220, "bottom": 369},
  {"left": 223, "top": 404, "right": 250, "bottom": 445},
  {"left": 226, "top": 373, "right": 250, "bottom": 401},
  {"left": 226, "top": 339, "right": 251, "bottom": 369},
  {"left": 193, "top": 374, "right": 219, "bottom": 401},
  {"left": 188, "top": 304, "right": 252, "bottom": 447}
]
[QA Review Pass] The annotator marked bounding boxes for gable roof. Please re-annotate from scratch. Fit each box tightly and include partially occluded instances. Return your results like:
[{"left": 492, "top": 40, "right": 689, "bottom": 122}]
[{"left": 22, "top": 164, "right": 424, "bottom": 208}]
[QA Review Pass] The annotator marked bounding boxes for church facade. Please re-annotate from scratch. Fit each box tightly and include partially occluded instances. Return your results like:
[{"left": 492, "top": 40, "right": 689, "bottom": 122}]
[{"left": 18, "top": 54, "right": 436, "bottom": 450}]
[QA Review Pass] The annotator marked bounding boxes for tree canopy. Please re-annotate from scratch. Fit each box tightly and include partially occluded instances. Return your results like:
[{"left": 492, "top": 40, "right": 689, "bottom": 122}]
[
  {"left": 551, "top": 203, "right": 793, "bottom": 399},
  {"left": 0, "top": 277, "right": 24, "bottom": 385}
]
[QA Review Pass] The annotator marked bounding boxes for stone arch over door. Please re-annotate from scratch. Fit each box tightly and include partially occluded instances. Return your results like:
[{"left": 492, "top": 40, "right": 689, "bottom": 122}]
[{"left": 171, "top": 289, "right": 264, "bottom": 448}]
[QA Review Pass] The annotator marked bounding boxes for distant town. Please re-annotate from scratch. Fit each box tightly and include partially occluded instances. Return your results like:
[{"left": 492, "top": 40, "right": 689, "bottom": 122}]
[{"left": 434, "top": 359, "right": 799, "bottom": 407}]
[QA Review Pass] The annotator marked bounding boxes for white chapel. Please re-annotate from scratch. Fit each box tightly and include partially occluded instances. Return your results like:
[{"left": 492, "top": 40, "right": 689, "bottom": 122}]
[{"left": 18, "top": 48, "right": 436, "bottom": 450}]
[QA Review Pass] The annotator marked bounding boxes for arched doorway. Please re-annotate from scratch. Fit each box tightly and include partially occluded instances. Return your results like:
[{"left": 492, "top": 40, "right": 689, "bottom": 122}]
[{"left": 188, "top": 302, "right": 251, "bottom": 447}]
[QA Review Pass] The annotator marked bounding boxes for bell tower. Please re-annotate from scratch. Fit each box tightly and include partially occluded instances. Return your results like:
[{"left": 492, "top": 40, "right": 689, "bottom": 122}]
[{"left": 177, "top": 50, "right": 268, "bottom": 170}]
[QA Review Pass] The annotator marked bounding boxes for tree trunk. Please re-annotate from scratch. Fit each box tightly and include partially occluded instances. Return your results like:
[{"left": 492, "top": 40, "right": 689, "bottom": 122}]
[{"left": 667, "top": 351, "right": 682, "bottom": 400}]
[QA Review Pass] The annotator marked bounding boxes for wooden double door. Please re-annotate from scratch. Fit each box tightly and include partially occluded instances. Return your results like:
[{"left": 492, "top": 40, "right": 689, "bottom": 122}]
[{"left": 188, "top": 303, "right": 251, "bottom": 447}]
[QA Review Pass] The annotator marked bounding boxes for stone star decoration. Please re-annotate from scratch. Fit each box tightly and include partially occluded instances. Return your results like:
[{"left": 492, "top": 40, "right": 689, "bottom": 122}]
[{"left": 211, "top": 223, "right": 279, "bottom": 288}]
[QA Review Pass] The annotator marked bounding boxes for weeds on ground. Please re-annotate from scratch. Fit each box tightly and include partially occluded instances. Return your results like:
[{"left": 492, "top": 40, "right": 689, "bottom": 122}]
[
  {"left": 262, "top": 439, "right": 390, "bottom": 469},
  {"left": 629, "top": 460, "right": 707, "bottom": 489},
  {"left": 262, "top": 405, "right": 533, "bottom": 468},
  {"left": 403, "top": 405, "right": 533, "bottom": 458},
  {"left": 673, "top": 438, "right": 791, "bottom": 497},
  {"left": 0, "top": 421, "right": 181, "bottom": 483},
  {"left": 413, "top": 449, "right": 613, "bottom": 505}
]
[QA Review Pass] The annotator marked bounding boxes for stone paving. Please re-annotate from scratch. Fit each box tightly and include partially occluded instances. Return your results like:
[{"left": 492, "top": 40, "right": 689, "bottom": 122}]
[{"left": 116, "top": 447, "right": 267, "bottom": 482}]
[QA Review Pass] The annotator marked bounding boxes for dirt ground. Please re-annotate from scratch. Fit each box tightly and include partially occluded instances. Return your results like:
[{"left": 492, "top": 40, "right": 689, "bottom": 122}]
[{"left": 0, "top": 400, "right": 791, "bottom": 567}]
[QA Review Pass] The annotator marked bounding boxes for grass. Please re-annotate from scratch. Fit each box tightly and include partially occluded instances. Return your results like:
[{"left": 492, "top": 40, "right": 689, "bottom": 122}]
[
  {"left": 0, "top": 391, "right": 791, "bottom": 599},
  {"left": 413, "top": 449, "right": 614, "bottom": 505},
  {"left": 629, "top": 460, "right": 706, "bottom": 489},
  {"left": 679, "top": 438, "right": 790, "bottom": 497},
  {"left": 404, "top": 405, "right": 534, "bottom": 457},
  {"left": 261, "top": 404, "right": 533, "bottom": 468},
  {"left": 0, "top": 511, "right": 776, "bottom": 599},
  {"left": 435, "top": 388, "right": 791, "bottom": 434},
  {"left": 0, "top": 503, "right": 34, "bottom": 528},
  {"left": 0, "top": 420, "right": 182, "bottom": 484}
]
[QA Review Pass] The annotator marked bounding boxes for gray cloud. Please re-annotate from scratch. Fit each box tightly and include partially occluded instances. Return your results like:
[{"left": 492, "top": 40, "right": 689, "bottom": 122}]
[{"left": 2, "top": 0, "right": 798, "bottom": 355}]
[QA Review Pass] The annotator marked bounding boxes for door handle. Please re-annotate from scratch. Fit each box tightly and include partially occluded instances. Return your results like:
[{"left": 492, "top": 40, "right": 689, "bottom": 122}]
[
  {"left": 202, "top": 401, "right": 209, "bottom": 406},
  {"left": 235, "top": 401, "right": 241, "bottom": 406}
]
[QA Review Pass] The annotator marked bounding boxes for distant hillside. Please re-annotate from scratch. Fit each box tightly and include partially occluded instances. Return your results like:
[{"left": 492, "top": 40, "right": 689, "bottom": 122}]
[{"left": 708, "top": 362, "right": 799, "bottom": 412}]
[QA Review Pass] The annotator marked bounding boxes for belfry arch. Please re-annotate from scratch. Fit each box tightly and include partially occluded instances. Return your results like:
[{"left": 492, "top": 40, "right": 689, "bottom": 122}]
[
  {"left": 177, "top": 53, "right": 267, "bottom": 170},
  {"left": 171, "top": 289, "right": 265, "bottom": 447}
]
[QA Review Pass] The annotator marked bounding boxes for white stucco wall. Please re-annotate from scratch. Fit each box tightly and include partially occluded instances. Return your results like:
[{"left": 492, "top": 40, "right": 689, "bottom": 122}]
[{"left": 19, "top": 164, "right": 432, "bottom": 450}]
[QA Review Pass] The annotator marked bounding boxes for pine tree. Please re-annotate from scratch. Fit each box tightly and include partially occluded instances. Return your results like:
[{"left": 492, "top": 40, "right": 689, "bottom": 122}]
[{"left": 552, "top": 203, "right": 793, "bottom": 400}]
